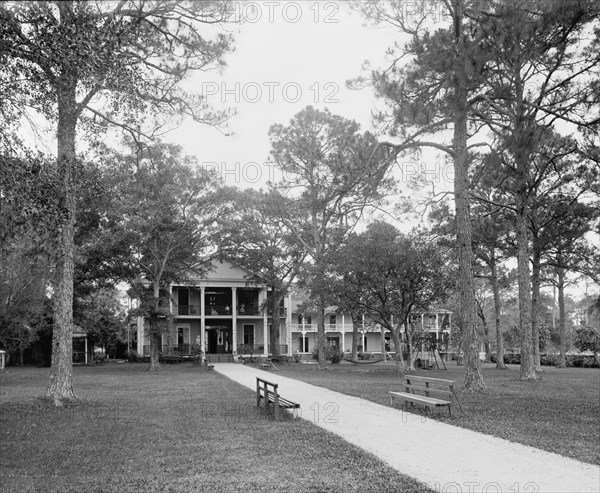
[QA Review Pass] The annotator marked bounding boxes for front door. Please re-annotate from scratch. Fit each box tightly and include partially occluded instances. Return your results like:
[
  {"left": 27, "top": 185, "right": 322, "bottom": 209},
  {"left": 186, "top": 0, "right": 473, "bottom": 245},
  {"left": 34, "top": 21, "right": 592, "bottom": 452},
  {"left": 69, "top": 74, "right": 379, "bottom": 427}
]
[
  {"left": 207, "top": 329, "right": 218, "bottom": 354},
  {"left": 206, "top": 325, "right": 232, "bottom": 354}
]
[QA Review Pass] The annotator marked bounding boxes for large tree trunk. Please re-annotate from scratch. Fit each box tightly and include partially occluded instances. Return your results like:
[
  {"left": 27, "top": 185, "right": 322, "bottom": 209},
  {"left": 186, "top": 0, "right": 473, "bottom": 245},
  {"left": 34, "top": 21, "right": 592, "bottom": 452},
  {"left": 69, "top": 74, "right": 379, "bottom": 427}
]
[
  {"left": 531, "top": 245, "right": 542, "bottom": 371},
  {"left": 516, "top": 209, "right": 537, "bottom": 379},
  {"left": 316, "top": 297, "right": 327, "bottom": 369},
  {"left": 148, "top": 331, "right": 161, "bottom": 372},
  {"left": 490, "top": 253, "right": 506, "bottom": 369},
  {"left": 390, "top": 328, "right": 405, "bottom": 375},
  {"left": 453, "top": 91, "right": 485, "bottom": 387},
  {"left": 148, "top": 281, "right": 161, "bottom": 371},
  {"left": 557, "top": 267, "right": 567, "bottom": 368},
  {"left": 46, "top": 79, "right": 78, "bottom": 405},
  {"left": 451, "top": 1, "right": 485, "bottom": 391},
  {"left": 351, "top": 313, "right": 360, "bottom": 361},
  {"left": 477, "top": 300, "right": 491, "bottom": 363},
  {"left": 407, "top": 327, "right": 416, "bottom": 371}
]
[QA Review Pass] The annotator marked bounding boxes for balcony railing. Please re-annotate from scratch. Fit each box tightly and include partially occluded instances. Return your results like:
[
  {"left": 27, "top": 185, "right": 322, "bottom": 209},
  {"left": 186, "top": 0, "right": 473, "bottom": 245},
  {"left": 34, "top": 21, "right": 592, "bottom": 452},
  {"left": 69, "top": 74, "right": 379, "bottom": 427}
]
[
  {"left": 289, "top": 323, "right": 356, "bottom": 332},
  {"left": 205, "top": 304, "right": 232, "bottom": 316},
  {"left": 177, "top": 304, "right": 201, "bottom": 316},
  {"left": 174, "top": 303, "right": 261, "bottom": 316},
  {"left": 267, "top": 307, "right": 288, "bottom": 317},
  {"left": 235, "top": 303, "right": 260, "bottom": 316}
]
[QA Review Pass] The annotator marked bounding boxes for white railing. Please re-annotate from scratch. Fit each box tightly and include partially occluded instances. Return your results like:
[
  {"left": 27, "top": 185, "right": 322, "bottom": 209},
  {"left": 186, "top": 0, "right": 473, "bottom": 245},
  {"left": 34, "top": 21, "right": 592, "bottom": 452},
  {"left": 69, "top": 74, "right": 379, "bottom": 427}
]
[{"left": 289, "top": 323, "right": 356, "bottom": 332}]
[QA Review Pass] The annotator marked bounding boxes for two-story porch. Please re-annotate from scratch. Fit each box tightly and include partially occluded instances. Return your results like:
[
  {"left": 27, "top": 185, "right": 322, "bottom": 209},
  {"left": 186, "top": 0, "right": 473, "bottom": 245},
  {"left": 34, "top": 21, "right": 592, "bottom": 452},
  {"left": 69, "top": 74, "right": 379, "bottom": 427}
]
[
  {"left": 289, "top": 310, "right": 452, "bottom": 356},
  {"left": 137, "top": 260, "right": 289, "bottom": 357}
]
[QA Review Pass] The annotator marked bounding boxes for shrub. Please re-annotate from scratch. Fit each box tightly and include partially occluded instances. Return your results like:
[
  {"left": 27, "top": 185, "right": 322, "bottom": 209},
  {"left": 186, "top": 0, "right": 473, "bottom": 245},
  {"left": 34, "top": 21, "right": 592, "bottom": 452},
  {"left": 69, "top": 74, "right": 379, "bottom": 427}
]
[
  {"left": 125, "top": 350, "right": 138, "bottom": 363},
  {"left": 505, "top": 353, "right": 521, "bottom": 365},
  {"left": 311, "top": 346, "right": 344, "bottom": 363},
  {"left": 93, "top": 353, "right": 107, "bottom": 364},
  {"left": 540, "top": 353, "right": 558, "bottom": 366},
  {"left": 490, "top": 352, "right": 599, "bottom": 368}
]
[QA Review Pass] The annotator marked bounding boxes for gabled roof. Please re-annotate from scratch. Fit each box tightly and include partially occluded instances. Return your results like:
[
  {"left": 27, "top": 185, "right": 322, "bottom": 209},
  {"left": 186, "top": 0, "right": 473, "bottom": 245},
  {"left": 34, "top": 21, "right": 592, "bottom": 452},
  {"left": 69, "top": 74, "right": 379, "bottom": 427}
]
[{"left": 179, "top": 258, "right": 266, "bottom": 287}]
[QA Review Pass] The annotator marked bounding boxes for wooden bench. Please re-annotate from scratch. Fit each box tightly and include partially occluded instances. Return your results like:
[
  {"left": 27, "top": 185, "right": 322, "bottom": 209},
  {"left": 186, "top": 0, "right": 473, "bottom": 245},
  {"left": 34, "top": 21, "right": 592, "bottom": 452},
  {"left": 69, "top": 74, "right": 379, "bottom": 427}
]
[
  {"left": 258, "top": 358, "right": 278, "bottom": 371},
  {"left": 389, "top": 375, "right": 463, "bottom": 417},
  {"left": 161, "top": 354, "right": 182, "bottom": 364},
  {"left": 256, "top": 377, "right": 300, "bottom": 419}
]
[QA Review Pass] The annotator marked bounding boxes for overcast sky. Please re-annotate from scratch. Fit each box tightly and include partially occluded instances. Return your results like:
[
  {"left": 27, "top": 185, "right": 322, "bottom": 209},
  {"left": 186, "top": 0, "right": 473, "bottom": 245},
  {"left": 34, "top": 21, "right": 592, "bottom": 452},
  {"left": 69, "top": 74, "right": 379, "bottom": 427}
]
[{"left": 169, "top": 1, "right": 406, "bottom": 189}]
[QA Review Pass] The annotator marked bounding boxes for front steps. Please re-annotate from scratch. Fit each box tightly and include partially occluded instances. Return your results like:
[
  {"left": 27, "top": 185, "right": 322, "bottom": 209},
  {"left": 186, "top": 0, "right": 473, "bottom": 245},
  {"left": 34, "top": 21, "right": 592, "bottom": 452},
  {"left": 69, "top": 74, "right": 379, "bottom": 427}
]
[{"left": 205, "top": 353, "right": 235, "bottom": 363}]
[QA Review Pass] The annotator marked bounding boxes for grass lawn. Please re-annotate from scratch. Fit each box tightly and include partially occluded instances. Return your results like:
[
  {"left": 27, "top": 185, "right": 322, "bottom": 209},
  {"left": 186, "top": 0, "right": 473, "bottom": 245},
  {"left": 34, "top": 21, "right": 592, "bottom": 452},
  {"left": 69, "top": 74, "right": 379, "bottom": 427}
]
[
  {"left": 277, "top": 360, "right": 600, "bottom": 465},
  {"left": 0, "top": 364, "right": 432, "bottom": 493}
]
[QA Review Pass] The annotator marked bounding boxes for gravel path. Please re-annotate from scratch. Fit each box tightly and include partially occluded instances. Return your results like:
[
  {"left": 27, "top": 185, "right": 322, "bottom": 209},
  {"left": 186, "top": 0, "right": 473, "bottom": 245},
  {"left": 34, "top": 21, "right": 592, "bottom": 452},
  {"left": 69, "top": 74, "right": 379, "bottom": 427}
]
[{"left": 214, "top": 363, "right": 600, "bottom": 493}]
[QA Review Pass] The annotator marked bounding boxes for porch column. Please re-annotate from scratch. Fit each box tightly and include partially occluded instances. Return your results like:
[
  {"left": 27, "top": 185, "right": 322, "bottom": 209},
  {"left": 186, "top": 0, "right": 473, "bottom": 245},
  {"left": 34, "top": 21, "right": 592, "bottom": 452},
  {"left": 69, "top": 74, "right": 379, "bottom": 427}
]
[
  {"left": 361, "top": 314, "right": 365, "bottom": 351},
  {"left": 200, "top": 286, "right": 206, "bottom": 353},
  {"left": 286, "top": 292, "right": 292, "bottom": 355},
  {"left": 84, "top": 336, "right": 88, "bottom": 365},
  {"left": 341, "top": 313, "right": 346, "bottom": 353},
  {"left": 232, "top": 287, "right": 237, "bottom": 354},
  {"left": 261, "top": 288, "right": 268, "bottom": 355},
  {"left": 137, "top": 317, "right": 144, "bottom": 354},
  {"left": 302, "top": 318, "right": 306, "bottom": 353}
]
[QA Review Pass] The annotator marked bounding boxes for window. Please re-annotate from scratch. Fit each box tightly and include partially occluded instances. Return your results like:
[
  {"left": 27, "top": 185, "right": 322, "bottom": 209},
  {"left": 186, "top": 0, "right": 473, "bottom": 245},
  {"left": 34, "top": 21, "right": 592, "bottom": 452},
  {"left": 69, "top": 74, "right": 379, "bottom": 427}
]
[
  {"left": 298, "top": 314, "right": 312, "bottom": 325},
  {"left": 329, "top": 314, "right": 336, "bottom": 326},
  {"left": 299, "top": 336, "right": 309, "bottom": 352},
  {"left": 177, "top": 326, "right": 190, "bottom": 345},
  {"left": 326, "top": 336, "right": 339, "bottom": 350},
  {"left": 243, "top": 324, "right": 254, "bottom": 345}
]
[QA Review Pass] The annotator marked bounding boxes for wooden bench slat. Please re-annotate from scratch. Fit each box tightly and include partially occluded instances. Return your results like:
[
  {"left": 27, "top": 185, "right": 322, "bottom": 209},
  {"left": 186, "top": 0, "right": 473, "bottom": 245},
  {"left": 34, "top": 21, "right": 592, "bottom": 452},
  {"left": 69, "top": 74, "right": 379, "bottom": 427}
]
[
  {"left": 256, "top": 377, "right": 300, "bottom": 419},
  {"left": 263, "top": 392, "right": 300, "bottom": 409},
  {"left": 405, "top": 375, "right": 456, "bottom": 385},
  {"left": 389, "top": 375, "right": 463, "bottom": 417},
  {"left": 389, "top": 391, "right": 450, "bottom": 406},
  {"left": 401, "top": 384, "right": 453, "bottom": 399}
]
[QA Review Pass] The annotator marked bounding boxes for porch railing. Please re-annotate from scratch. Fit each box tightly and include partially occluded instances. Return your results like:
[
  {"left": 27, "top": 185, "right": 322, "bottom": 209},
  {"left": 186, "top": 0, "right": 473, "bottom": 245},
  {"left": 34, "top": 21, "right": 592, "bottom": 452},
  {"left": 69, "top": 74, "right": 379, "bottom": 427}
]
[
  {"left": 142, "top": 344, "right": 192, "bottom": 355},
  {"left": 162, "top": 344, "right": 191, "bottom": 354},
  {"left": 235, "top": 303, "right": 260, "bottom": 316},
  {"left": 267, "top": 307, "right": 287, "bottom": 317},
  {"left": 236, "top": 344, "right": 265, "bottom": 355},
  {"left": 289, "top": 323, "right": 395, "bottom": 333},
  {"left": 177, "top": 304, "right": 201, "bottom": 315},
  {"left": 174, "top": 303, "right": 262, "bottom": 316},
  {"left": 268, "top": 344, "right": 288, "bottom": 355}
]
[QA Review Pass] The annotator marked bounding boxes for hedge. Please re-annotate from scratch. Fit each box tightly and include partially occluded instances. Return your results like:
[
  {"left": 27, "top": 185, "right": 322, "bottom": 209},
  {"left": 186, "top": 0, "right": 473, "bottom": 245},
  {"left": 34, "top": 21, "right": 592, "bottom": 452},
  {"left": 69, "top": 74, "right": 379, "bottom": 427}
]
[{"left": 491, "top": 352, "right": 599, "bottom": 368}]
